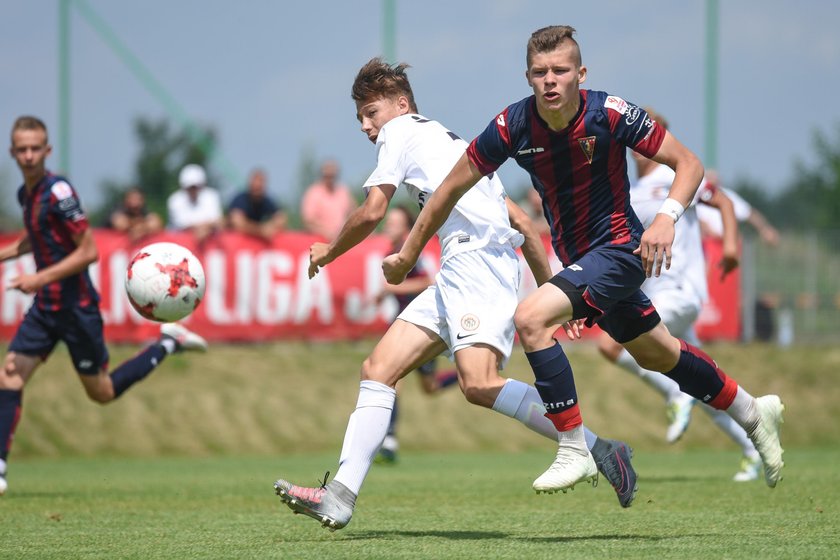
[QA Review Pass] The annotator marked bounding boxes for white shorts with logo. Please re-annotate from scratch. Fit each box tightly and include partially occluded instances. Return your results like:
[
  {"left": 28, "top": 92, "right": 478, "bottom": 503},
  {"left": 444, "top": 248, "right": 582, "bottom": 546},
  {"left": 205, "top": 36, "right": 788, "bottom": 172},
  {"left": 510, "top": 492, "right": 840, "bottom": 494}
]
[
  {"left": 397, "top": 244, "right": 521, "bottom": 369},
  {"left": 646, "top": 282, "right": 703, "bottom": 345}
]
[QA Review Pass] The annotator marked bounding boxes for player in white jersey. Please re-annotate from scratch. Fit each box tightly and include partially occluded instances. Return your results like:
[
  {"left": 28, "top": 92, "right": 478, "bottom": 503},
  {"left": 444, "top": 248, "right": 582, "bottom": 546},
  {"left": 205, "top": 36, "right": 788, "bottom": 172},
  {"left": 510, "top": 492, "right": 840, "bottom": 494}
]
[
  {"left": 273, "top": 59, "right": 639, "bottom": 531},
  {"left": 697, "top": 181, "right": 780, "bottom": 247},
  {"left": 596, "top": 108, "right": 762, "bottom": 481}
]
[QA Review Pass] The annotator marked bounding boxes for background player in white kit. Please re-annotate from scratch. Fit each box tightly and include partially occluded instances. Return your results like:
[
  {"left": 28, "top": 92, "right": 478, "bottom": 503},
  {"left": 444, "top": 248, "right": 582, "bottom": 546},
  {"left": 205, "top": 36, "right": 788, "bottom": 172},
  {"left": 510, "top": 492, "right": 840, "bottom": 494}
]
[
  {"left": 596, "top": 108, "right": 762, "bottom": 481},
  {"left": 272, "top": 58, "right": 637, "bottom": 531}
]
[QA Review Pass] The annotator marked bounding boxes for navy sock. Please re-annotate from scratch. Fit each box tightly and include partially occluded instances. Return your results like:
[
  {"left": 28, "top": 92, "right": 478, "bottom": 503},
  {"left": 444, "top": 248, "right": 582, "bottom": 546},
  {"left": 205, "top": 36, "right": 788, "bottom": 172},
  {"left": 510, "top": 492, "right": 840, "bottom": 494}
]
[
  {"left": 386, "top": 395, "right": 399, "bottom": 437},
  {"left": 525, "top": 341, "right": 581, "bottom": 431},
  {"left": 110, "top": 344, "right": 167, "bottom": 398},
  {"left": 0, "top": 389, "right": 22, "bottom": 461},
  {"left": 664, "top": 339, "right": 737, "bottom": 408}
]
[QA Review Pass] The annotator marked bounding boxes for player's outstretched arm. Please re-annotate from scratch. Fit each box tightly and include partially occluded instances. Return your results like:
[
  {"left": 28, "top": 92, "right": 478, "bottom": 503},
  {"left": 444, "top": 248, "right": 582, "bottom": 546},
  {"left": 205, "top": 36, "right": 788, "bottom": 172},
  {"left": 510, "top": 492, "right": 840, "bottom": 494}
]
[
  {"left": 506, "top": 197, "right": 552, "bottom": 286},
  {"left": 383, "top": 154, "right": 482, "bottom": 284},
  {"left": 703, "top": 188, "right": 740, "bottom": 279},
  {"left": 308, "top": 184, "right": 395, "bottom": 278},
  {"left": 638, "top": 131, "right": 705, "bottom": 277}
]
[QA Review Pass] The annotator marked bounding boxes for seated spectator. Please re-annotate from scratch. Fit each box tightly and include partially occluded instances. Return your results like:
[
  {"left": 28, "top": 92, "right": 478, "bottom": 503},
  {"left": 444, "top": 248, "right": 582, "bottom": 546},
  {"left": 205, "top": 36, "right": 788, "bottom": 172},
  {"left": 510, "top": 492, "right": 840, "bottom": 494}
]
[
  {"left": 300, "top": 159, "right": 356, "bottom": 240},
  {"left": 167, "top": 163, "right": 224, "bottom": 243},
  {"left": 109, "top": 187, "right": 163, "bottom": 241},
  {"left": 228, "top": 168, "right": 287, "bottom": 240}
]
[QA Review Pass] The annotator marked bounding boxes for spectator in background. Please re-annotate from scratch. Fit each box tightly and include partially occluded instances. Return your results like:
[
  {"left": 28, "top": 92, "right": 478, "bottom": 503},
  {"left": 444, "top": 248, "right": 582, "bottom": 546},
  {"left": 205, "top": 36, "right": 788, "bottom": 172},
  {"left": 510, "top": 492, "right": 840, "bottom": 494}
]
[
  {"left": 696, "top": 173, "right": 780, "bottom": 246},
  {"left": 167, "top": 163, "right": 223, "bottom": 243},
  {"left": 227, "top": 168, "right": 287, "bottom": 241},
  {"left": 301, "top": 159, "right": 356, "bottom": 239},
  {"left": 109, "top": 187, "right": 163, "bottom": 242}
]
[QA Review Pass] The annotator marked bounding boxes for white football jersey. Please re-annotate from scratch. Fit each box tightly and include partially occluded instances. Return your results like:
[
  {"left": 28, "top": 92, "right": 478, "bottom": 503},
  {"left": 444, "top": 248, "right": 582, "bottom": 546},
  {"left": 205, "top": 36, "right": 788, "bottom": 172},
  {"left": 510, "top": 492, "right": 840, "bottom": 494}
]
[
  {"left": 363, "top": 114, "right": 524, "bottom": 262},
  {"left": 695, "top": 186, "right": 753, "bottom": 237},
  {"left": 630, "top": 164, "right": 709, "bottom": 303}
]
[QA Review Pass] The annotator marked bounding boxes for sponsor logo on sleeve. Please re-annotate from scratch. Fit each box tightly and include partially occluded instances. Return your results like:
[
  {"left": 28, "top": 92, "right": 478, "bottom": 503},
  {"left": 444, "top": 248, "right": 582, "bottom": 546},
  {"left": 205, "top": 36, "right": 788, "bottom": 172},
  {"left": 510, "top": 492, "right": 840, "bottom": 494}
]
[
  {"left": 496, "top": 114, "right": 506, "bottom": 127},
  {"left": 604, "top": 96, "right": 628, "bottom": 114},
  {"left": 624, "top": 104, "right": 641, "bottom": 125},
  {"left": 51, "top": 181, "right": 74, "bottom": 200}
]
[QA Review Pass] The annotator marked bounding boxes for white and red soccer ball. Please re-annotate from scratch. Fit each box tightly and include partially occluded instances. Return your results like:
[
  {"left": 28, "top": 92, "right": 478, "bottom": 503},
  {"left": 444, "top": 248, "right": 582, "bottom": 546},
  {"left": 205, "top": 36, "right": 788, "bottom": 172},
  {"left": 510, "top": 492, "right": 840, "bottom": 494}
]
[{"left": 125, "top": 242, "right": 205, "bottom": 323}]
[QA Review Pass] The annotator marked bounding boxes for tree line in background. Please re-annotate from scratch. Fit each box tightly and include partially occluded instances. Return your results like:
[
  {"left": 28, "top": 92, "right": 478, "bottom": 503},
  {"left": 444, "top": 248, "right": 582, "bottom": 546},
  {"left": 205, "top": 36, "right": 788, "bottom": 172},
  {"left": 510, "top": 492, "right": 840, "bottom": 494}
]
[
  {"left": 733, "top": 123, "right": 840, "bottom": 233},
  {"left": 0, "top": 117, "right": 838, "bottom": 236}
]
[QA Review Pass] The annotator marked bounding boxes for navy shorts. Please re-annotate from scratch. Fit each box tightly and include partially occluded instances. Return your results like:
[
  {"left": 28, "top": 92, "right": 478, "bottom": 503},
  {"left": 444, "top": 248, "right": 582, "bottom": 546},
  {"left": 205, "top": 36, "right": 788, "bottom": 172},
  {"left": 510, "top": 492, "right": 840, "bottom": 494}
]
[
  {"left": 549, "top": 243, "right": 661, "bottom": 344},
  {"left": 8, "top": 304, "right": 109, "bottom": 375}
]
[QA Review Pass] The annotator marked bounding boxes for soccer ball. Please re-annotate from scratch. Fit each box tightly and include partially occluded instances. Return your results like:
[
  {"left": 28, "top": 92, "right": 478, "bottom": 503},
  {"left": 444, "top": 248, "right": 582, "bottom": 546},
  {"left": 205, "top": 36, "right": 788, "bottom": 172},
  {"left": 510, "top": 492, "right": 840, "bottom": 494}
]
[{"left": 125, "top": 242, "right": 206, "bottom": 323}]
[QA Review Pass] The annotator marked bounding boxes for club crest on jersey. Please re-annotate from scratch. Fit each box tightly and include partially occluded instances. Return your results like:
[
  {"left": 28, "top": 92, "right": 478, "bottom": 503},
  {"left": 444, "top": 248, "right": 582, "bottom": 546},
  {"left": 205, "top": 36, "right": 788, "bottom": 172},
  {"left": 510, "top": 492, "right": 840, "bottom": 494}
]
[
  {"left": 578, "top": 136, "right": 596, "bottom": 164},
  {"left": 460, "top": 313, "right": 480, "bottom": 331}
]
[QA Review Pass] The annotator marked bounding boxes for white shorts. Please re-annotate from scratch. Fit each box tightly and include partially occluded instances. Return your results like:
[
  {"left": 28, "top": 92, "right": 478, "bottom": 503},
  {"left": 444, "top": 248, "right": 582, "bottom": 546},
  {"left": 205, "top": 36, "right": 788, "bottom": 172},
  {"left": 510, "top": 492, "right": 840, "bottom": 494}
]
[
  {"left": 397, "top": 244, "right": 521, "bottom": 368},
  {"left": 648, "top": 283, "right": 703, "bottom": 343}
]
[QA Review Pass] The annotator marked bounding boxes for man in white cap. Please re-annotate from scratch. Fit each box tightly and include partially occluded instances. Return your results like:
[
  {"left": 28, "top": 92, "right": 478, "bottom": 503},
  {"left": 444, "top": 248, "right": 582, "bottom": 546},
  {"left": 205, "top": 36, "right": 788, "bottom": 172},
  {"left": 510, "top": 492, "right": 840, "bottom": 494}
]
[{"left": 167, "top": 163, "right": 224, "bottom": 242}]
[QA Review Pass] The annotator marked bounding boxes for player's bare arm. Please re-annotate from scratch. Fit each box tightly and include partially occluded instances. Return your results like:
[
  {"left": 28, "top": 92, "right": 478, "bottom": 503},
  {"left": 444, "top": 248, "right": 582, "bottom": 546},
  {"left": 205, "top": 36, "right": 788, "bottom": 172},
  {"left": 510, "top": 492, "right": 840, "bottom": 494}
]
[
  {"left": 704, "top": 188, "right": 740, "bottom": 279},
  {"left": 505, "top": 197, "right": 552, "bottom": 286},
  {"left": 382, "top": 153, "right": 481, "bottom": 284},
  {"left": 0, "top": 234, "right": 32, "bottom": 263},
  {"left": 9, "top": 228, "right": 98, "bottom": 294},
  {"left": 637, "top": 131, "right": 704, "bottom": 277},
  {"left": 309, "top": 184, "right": 395, "bottom": 279}
]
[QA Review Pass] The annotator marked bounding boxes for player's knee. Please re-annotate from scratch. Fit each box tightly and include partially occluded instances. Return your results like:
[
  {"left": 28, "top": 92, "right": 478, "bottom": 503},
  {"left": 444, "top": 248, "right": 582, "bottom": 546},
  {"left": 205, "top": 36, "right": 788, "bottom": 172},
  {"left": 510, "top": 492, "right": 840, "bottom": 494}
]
[
  {"left": 1, "top": 355, "right": 25, "bottom": 390},
  {"left": 83, "top": 383, "right": 115, "bottom": 404},
  {"left": 360, "top": 357, "right": 390, "bottom": 385},
  {"left": 513, "top": 303, "right": 542, "bottom": 344}
]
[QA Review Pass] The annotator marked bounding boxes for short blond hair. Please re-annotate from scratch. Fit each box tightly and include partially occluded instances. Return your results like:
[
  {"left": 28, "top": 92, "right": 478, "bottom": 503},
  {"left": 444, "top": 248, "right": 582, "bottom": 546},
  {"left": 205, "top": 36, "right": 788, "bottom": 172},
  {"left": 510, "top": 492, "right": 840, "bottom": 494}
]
[
  {"left": 526, "top": 25, "right": 581, "bottom": 68},
  {"left": 11, "top": 115, "right": 48, "bottom": 144}
]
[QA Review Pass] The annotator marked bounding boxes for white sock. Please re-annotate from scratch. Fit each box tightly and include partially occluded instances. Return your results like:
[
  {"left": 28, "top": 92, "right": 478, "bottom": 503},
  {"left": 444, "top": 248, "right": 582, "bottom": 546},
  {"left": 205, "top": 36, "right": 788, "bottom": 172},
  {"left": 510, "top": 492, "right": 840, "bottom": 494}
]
[
  {"left": 726, "top": 386, "right": 758, "bottom": 433},
  {"left": 701, "top": 404, "right": 758, "bottom": 456},
  {"left": 616, "top": 349, "right": 681, "bottom": 400},
  {"left": 381, "top": 435, "right": 399, "bottom": 452},
  {"left": 492, "top": 379, "right": 558, "bottom": 440},
  {"left": 557, "top": 424, "right": 589, "bottom": 456},
  {"left": 160, "top": 338, "right": 177, "bottom": 355},
  {"left": 332, "top": 380, "right": 396, "bottom": 495}
]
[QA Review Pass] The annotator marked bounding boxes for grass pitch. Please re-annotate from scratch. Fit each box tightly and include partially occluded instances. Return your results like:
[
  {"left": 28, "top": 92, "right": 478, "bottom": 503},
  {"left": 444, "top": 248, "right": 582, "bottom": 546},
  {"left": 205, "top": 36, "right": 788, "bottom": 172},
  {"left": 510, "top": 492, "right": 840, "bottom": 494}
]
[
  {"left": 3, "top": 340, "right": 840, "bottom": 558},
  {"left": 2, "top": 448, "right": 838, "bottom": 559}
]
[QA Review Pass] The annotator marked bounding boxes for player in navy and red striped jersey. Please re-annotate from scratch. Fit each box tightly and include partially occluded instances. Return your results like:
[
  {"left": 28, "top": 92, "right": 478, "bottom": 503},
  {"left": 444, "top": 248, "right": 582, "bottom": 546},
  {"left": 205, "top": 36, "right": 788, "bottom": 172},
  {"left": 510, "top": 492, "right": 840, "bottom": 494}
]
[
  {"left": 384, "top": 25, "right": 784, "bottom": 494},
  {"left": 0, "top": 116, "right": 207, "bottom": 496}
]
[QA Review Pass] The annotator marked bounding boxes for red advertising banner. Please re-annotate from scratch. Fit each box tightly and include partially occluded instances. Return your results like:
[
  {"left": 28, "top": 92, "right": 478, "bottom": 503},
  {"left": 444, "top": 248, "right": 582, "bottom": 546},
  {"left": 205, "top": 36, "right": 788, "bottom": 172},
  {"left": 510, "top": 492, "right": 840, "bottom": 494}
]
[
  {"left": 0, "top": 231, "right": 739, "bottom": 343},
  {"left": 695, "top": 237, "right": 742, "bottom": 341}
]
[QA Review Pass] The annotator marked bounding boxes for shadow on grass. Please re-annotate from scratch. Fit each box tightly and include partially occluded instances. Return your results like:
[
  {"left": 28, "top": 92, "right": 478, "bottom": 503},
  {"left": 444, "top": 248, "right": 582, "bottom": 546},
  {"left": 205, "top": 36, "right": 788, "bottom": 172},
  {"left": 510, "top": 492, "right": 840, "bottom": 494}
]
[{"left": 340, "top": 530, "right": 680, "bottom": 542}]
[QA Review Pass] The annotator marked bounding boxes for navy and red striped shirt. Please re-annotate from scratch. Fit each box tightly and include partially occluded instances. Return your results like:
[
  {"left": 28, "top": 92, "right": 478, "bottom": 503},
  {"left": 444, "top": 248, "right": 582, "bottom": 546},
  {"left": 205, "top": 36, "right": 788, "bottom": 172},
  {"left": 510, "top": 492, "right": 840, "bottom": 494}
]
[
  {"left": 17, "top": 172, "right": 99, "bottom": 310},
  {"left": 467, "top": 90, "right": 665, "bottom": 265}
]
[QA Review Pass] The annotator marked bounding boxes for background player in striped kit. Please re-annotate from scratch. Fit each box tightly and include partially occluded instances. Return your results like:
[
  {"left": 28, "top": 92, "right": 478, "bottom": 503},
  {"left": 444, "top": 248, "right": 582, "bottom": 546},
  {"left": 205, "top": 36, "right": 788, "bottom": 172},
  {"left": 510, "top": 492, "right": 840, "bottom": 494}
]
[{"left": 0, "top": 116, "right": 207, "bottom": 496}]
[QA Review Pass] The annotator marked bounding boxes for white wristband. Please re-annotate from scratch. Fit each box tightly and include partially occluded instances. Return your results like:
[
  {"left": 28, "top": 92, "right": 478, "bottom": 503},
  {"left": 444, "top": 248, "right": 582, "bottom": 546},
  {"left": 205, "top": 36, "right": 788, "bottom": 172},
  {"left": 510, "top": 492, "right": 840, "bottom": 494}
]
[{"left": 657, "top": 198, "right": 685, "bottom": 223}]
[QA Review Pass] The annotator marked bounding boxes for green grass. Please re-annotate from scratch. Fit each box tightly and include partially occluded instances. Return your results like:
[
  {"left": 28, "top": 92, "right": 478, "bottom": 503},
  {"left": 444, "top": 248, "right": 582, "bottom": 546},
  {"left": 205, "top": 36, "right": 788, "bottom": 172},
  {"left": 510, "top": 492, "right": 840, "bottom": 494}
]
[
  {"left": 3, "top": 340, "right": 840, "bottom": 558},
  {"left": 2, "top": 449, "right": 838, "bottom": 559}
]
